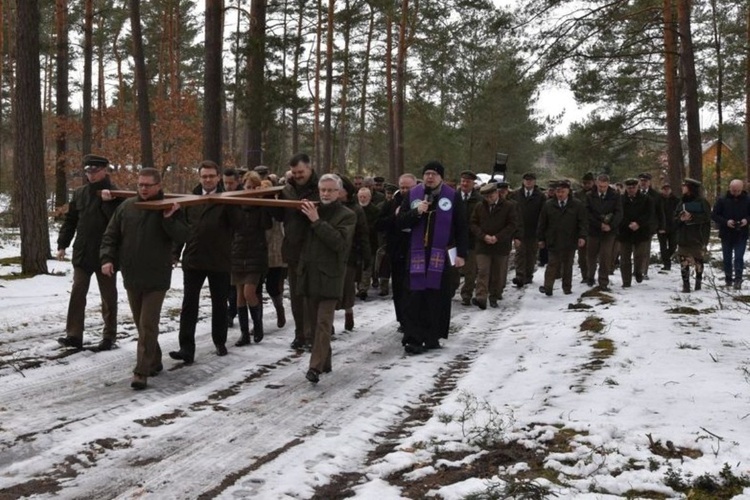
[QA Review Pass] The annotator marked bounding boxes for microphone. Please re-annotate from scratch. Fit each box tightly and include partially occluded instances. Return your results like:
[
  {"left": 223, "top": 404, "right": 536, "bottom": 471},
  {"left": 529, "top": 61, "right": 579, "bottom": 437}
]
[{"left": 424, "top": 187, "right": 433, "bottom": 204}]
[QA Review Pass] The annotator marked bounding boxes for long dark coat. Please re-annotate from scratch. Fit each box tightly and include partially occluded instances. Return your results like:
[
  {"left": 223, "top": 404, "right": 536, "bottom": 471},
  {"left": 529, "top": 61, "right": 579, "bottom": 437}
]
[
  {"left": 711, "top": 191, "right": 750, "bottom": 243},
  {"left": 231, "top": 205, "right": 272, "bottom": 275},
  {"left": 537, "top": 197, "right": 588, "bottom": 251},
  {"left": 57, "top": 176, "right": 121, "bottom": 273},
  {"left": 617, "top": 193, "right": 653, "bottom": 244},
  {"left": 278, "top": 172, "right": 320, "bottom": 265},
  {"left": 510, "top": 186, "right": 545, "bottom": 240},
  {"left": 586, "top": 187, "right": 623, "bottom": 237}
]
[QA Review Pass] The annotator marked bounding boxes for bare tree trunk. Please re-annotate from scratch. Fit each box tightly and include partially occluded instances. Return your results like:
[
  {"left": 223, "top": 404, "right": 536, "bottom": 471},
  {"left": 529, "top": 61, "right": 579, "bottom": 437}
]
[
  {"left": 356, "top": 5, "right": 373, "bottom": 175},
  {"left": 55, "top": 0, "right": 68, "bottom": 208},
  {"left": 664, "top": 0, "right": 683, "bottom": 189},
  {"left": 677, "top": 0, "right": 702, "bottom": 181},
  {"left": 231, "top": 0, "right": 241, "bottom": 158},
  {"left": 15, "top": 0, "right": 50, "bottom": 274},
  {"left": 0, "top": 0, "right": 4, "bottom": 181},
  {"left": 394, "top": 0, "right": 408, "bottom": 179},
  {"left": 246, "top": 0, "right": 267, "bottom": 169},
  {"left": 130, "top": 0, "right": 154, "bottom": 168},
  {"left": 204, "top": 0, "right": 224, "bottom": 164},
  {"left": 709, "top": 0, "right": 723, "bottom": 198},
  {"left": 291, "top": 0, "right": 305, "bottom": 154},
  {"left": 322, "top": 0, "right": 334, "bottom": 172},
  {"left": 336, "top": 0, "right": 350, "bottom": 173},
  {"left": 96, "top": 10, "right": 106, "bottom": 150},
  {"left": 745, "top": 6, "right": 750, "bottom": 182},
  {"left": 314, "top": 0, "right": 322, "bottom": 171},
  {"left": 82, "top": 0, "right": 92, "bottom": 155},
  {"left": 385, "top": 7, "right": 395, "bottom": 178}
]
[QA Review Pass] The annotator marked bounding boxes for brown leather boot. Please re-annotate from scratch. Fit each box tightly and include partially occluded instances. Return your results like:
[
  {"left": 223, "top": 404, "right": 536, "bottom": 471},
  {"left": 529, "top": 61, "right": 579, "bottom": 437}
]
[{"left": 345, "top": 312, "right": 354, "bottom": 331}]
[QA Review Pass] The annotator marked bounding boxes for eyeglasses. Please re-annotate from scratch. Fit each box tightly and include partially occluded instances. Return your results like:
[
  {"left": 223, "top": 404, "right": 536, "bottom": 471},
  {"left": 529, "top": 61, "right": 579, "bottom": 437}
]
[
  {"left": 200, "top": 174, "right": 218, "bottom": 179},
  {"left": 137, "top": 182, "right": 159, "bottom": 189}
]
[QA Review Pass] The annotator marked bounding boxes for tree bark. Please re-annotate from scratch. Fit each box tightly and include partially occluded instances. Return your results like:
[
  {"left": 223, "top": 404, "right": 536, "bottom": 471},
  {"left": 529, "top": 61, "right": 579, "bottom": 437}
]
[
  {"left": 14, "top": 0, "right": 50, "bottom": 274},
  {"left": 746, "top": 5, "right": 750, "bottom": 182},
  {"left": 204, "top": 0, "right": 224, "bottom": 164},
  {"left": 82, "top": 0, "right": 93, "bottom": 155},
  {"left": 322, "top": 0, "right": 334, "bottom": 172},
  {"left": 663, "top": 0, "right": 683, "bottom": 189},
  {"left": 385, "top": 6, "right": 395, "bottom": 178},
  {"left": 245, "top": 0, "right": 267, "bottom": 169},
  {"left": 394, "top": 0, "right": 408, "bottom": 179},
  {"left": 55, "top": 0, "right": 68, "bottom": 208},
  {"left": 709, "top": 0, "right": 723, "bottom": 198},
  {"left": 130, "top": 0, "right": 155, "bottom": 169},
  {"left": 356, "top": 4, "right": 373, "bottom": 175},
  {"left": 336, "top": 0, "right": 350, "bottom": 173},
  {"left": 291, "top": 0, "right": 305, "bottom": 154},
  {"left": 314, "top": 0, "right": 322, "bottom": 171},
  {"left": 677, "top": 0, "right": 702, "bottom": 181}
]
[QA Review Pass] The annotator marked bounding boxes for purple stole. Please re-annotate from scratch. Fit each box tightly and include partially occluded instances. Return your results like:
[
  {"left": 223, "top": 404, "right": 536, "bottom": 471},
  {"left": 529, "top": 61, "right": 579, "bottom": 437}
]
[{"left": 409, "top": 183, "right": 455, "bottom": 290}]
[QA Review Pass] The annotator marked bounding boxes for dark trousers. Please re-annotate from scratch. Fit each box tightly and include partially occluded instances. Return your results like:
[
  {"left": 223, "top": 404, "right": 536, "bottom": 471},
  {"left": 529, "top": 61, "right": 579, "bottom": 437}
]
[
  {"left": 586, "top": 234, "right": 616, "bottom": 287},
  {"left": 514, "top": 237, "right": 537, "bottom": 283},
  {"left": 459, "top": 250, "right": 477, "bottom": 300},
  {"left": 227, "top": 285, "right": 237, "bottom": 320},
  {"left": 619, "top": 240, "right": 650, "bottom": 286},
  {"left": 577, "top": 246, "right": 588, "bottom": 280},
  {"left": 721, "top": 236, "right": 748, "bottom": 282},
  {"left": 178, "top": 268, "right": 230, "bottom": 355},
  {"left": 66, "top": 266, "right": 118, "bottom": 341},
  {"left": 391, "top": 257, "right": 407, "bottom": 324},
  {"left": 287, "top": 262, "right": 307, "bottom": 341},
  {"left": 127, "top": 288, "right": 166, "bottom": 376},
  {"left": 475, "top": 253, "right": 509, "bottom": 300},
  {"left": 306, "top": 298, "right": 336, "bottom": 373},
  {"left": 544, "top": 249, "right": 575, "bottom": 292},
  {"left": 402, "top": 268, "right": 454, "bottom": 348},
  {"left": 658, "top": 231, "right": 677, "bottom": 268}
]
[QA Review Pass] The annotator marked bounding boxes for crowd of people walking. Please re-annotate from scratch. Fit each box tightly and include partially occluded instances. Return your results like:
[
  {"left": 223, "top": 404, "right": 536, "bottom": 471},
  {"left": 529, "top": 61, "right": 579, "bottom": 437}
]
[{"left": 55, "top": 153, "right": 748, "bottom": 390}]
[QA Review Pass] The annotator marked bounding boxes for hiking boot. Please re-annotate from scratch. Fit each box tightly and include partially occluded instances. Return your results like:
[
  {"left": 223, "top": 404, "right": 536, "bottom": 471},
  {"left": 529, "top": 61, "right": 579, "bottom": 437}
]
[
  {"left": 344, "top": 312, "right": 354, "bottom": 331},
  {"left": 149, "top": 363, "right": 163, "bottom": 377},
  {"left": 471, "top": 297, "right": 487, "bottom": 310},
  {"left": 272, "top": 295, "right": 286, "bottom": 328},
  {"left": 168, "top": 350, "right": 194, "bottom": 364},
  {"left": 461, "top": 297, "right": 471, "bottom": 306},
  {"left": 249, "top": 304, "right": 264, "bottom": 343},
  {"left": 215, "top": 345, "right": 228, "bottom": 356},
  {"left": 539, "top": 286, "right": 552, "bottom": 296},
  {"left": 97, "top": 338, "right": 115, "bottom": 351},
  {"left": 130, "top": 374, "right": 147, "bottom": 390},
  {"left": 489, "top": 299, "right": 499, "bottom": 308},
  {"left": 306, "top": 368, "right": 320, "bottom": 384},
  {"left": 58, "top": 336, "right": 83, "bottom": 349}
]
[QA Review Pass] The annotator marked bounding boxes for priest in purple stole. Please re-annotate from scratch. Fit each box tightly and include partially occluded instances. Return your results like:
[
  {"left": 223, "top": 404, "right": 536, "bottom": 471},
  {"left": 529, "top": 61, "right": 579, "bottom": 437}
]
[{"left": 397, "top": 161, "right": 469, "bottom": 354}]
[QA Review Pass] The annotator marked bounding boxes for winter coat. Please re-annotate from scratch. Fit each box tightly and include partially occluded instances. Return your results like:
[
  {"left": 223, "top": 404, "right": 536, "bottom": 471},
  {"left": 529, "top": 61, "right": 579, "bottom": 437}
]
[
  {"left": 537, "top": 197, "right": 588, "bottom": 252},
  {"left": 57, "top": 176, "right": 121, "bottom": 273},
  {"left": 509, "top": 186, "right": 545, "bottom": 240},
  {"left": 296, "top": 201, "right": 356, "bottom": 300},
  {"left": 266, "top": 220, "right": 286, "bottom": 269},
  {"left": 661, "top": 194, "right": 680, "bottom": 233},
  {"left": 617, "top": 193, "right": 653, "bottom": 244},
  {"left": 278, "top": 172, "right": 320, "bottom": 264},
  {"left": 642, "top": 187, "right": 665, "bottom": 233},
  {"left": 470, "top": 198, "right": 518, "bottom": 255},
  {"left": 376, "top": 192, "right": 410, "bottom": 268},
  {"left": 100, "top": 193, "right": 190, "bottom": 291},
  {"left": 360, "top": 202, "right": 381, "bottom": 256},
  {"left": 174, "top": 184, "right": 242, "bottom": 273},
  {"left": 231, "top": 205, "right": 272, "bottom": 275},
  {"left": 586, "top": 187, "right": 623, "bottom": 238},
  {"left": 711, "top": 191, "right": 750, "bottom": 243},
  {"left": 458, "top": 189, "right": 482, "bottom": 250},
  {"left": 345, "top": 200, "right": 372, "bottom": 268},
  {"left": 676, "top": 195, "right": 711, "bottom": 255}
]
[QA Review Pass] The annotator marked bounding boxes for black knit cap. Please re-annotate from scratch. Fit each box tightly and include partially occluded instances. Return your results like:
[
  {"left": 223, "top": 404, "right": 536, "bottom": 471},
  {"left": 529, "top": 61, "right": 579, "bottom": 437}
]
[{"left": 422, "top": 161, "right": 445, "bottom": 178}]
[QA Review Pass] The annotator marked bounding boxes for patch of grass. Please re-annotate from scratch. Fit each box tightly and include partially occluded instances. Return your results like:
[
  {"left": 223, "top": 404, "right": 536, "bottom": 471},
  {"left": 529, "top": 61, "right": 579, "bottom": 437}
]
[
  {"left": 568, "top": 302, "right": 593, "bottom": 310},
  {"left": 0, "top": 256, "right": 21, "bottom": 266},
  {"left": 664, "top": 463, "right": 750, "bottom": 499},
  {"left": 580, "top": 315, "right": 605, "bottom": 333},
  {"left": 646, "top": 433, "right": 702, "bottom": 460},
  {"left": 666, "top": 306, "right": 702, "bottom": 315},
  {"left": 677, "top": 342, "right": 700, "bottom": 350},
  {"left": 732, "top": 295, "right": 750, "bottom": 304},
  {"left": 592, "top": 338, "right": 614, "bottom": 357},
  {"left": 580, "top": 288, "right": 615, "bottom": 305}
]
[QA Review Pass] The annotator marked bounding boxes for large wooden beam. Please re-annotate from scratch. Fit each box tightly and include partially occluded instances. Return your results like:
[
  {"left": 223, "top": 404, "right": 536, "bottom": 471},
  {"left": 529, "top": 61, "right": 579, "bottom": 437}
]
[{"left": 107, "top": 186, "right": 309, "bottom": 210}]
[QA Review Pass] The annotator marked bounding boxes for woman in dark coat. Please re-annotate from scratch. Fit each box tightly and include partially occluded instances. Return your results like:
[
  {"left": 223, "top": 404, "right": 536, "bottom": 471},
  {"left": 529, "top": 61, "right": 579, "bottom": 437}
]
[
  {"left": 675, "top": 178, "right": 711, "bottom": 292},
  {"left": 232, "top": 171, "right": 272, "bottom": 345}
]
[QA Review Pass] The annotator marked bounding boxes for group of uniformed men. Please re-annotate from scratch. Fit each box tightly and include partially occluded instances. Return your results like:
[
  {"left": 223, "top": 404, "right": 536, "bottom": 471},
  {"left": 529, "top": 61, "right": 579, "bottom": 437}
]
[{"left": 58, "top": 152, "right": 739, "bottom": 390}]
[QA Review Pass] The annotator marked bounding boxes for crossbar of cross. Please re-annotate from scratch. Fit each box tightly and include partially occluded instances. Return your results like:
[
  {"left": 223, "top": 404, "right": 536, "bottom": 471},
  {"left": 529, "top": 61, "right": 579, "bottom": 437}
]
[{"left": 107, "top": 186, "right": 309, "bottom": 210}]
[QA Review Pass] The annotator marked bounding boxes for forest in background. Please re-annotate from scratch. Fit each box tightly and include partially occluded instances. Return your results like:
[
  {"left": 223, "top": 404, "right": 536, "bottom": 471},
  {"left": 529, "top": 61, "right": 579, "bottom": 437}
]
[{"left": 3, "top": 0, "right": 750, "bottom": 273}]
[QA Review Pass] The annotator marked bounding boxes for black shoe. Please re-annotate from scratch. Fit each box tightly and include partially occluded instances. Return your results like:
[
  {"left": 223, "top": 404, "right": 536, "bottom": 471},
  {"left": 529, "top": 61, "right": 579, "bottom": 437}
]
[
  {"left": 634, "top": 273, "right": 643, "bottom": 283},
  {"left": 539, "top": 286, "right": 552, "bottom": 296},
  {"left": 57, "top": 336, "right": 83, "bottom": 349},
  {"left": 489, "top": 299, "right": 498, "bottom": 308},
  {"left": 643, "top": 274, "right": 650, "bottom": 281},
  {"left": 404, "top": 343, "right": 426, "bottom": 355},
  {"left": 563, "top": 289, "right": 572, "bottom": 295},
  {"left": 97, "top": 338, "right": 115, "bottom": 351},
  {"left": 149, "top": 363, "right": 164, "bottom": 377},
  {"left": 291, "top": 339, "right": 305, "bottom": 350},
  {"left": 356, "top": 291, "right": 368, "bottom": 301},
  {"left": 461, "top": 297, "right": 471, "bottom": 306},
  {"left": 599, "top": 285, "right": 611, "bottom": 292},
  {"left": 471, "top": 297, "right": 487, "bottom": 310},
  {"left": 235, "top": 332, "right": 251, "bottom": 347},
  {"left": 586, "top": 279, "right": 595, "bottom": 287},
  {"left": 215, "top": 345, "right": 228, "bottom": 356},
  {"left": 131, "top": 374, "right": 147, "bottom": 390},
  {"left": 306, "top": 368, "right": 320, "bottom": 384},
  {"left": 622, "top": 283, "right": 631, "bottom": 288},
  {"left": 169, "top": 350, "right": 194, "bottom": 365},
  {"left": 512, "top": 277, "right": 523, "bottom": 288}
]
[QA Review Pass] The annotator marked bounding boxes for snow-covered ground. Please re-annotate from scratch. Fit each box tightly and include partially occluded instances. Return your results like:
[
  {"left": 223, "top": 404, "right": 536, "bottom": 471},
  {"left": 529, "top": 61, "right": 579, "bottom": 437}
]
[{"left": 1, "top": 225, "right": 749, "bottom": 499}]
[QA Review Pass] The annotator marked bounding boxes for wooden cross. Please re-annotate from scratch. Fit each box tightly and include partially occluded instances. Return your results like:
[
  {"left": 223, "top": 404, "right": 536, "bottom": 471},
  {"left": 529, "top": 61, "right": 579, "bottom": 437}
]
[{"left": 108, "top": 186, "right": 309, "bottom": 210}]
